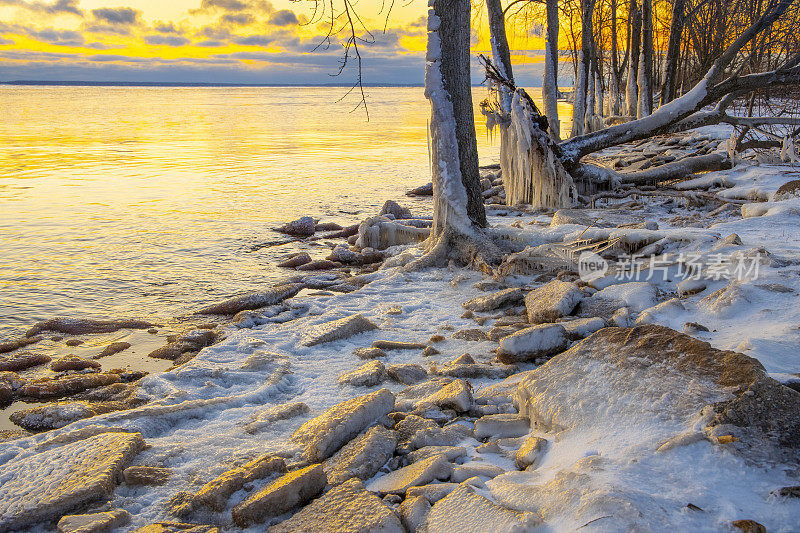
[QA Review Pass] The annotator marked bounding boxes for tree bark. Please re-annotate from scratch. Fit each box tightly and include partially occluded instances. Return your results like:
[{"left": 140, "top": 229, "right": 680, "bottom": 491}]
[
  {"left": 430, "top": 0, "right": 486, "bottom": 229},
  {"left": 543, "top": 0, "right": 561, "bottom": 139},
  {"left": 637, "top": 0, "right": 654, "bottom": 117},
  {"left": 661, "top": 0, "right": 686, "bottom": 105},
  {"left": 626, "top": 0, "right": 641, "bottom": 117},
  {"left": 609, "top": 0, "right": 623, "bottom": 115},
  {"left": 572, "top": 0, "right": 597, "bottom": 137},
  {"left": 486, "top": 0, "right": 514, "bottom": 113}
]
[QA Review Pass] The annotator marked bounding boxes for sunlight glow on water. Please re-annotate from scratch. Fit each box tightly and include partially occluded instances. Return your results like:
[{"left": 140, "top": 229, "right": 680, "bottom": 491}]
[{"left": 0, "top": 86, "right": 572, "bottom": 338}]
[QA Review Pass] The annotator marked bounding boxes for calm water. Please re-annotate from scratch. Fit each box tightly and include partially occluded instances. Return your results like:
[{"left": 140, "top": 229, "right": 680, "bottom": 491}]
[{"left": 0, "top": 86, "right": 571, "bottom": 339}]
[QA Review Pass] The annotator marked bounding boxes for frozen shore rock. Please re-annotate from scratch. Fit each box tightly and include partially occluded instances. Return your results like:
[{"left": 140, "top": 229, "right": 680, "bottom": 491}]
[
  {"left": 524, "top": 280, "right": 583, "bottom": 324},
  {"left": 0, "top": 335, "right": 41, "bottom": 354},
  {"left": 57, "top": 509, "right": 131, "bottom": 533},
  {"left": 497, "top": 323, "right": 568, "bottom": 363},
  {"left": 268, "top": 478, "right": 404, "bottom": 533},
  {"left": 338, "top": 360, "right": 387, "bottom": 387},
  {"left": 302, "top": 314, "right": 378, "bottom": 347},
  {"left": 50, "top": 355, "right": 101, "bottom": 372},
  {"left": 10, "top": 400, "right": 132, "bottom": 430},
  {"left": 274, "top": 216, "right": 316, "bottom": 237},
  {"left": 324, "top": 425, "right": 397, "bottom": 485},
  {"left": 197, "top": 283, "right": 304, "bottom": 315},
  {"left": 0, "top": 352, "right": 51, "bottom": 371},
  {"left": 367, "top": 454, "right": 453, "bottom": 495},
  {"left": 462, "top": 288, "right": 523, "bottom": 313},
  {"left": 292, "top": 388, "right": 395, "bottom": 462},
  {"left": 18, "top": 372, "right": 122, "bottom": 399},
  {"left": 0, "top": 431, "right": 145, "bottom": 531},
  {"left": 474, "top": 414, "right": 530, "bottom": 440},
  {"left": 26, "top": 318, "right": 154, "bottom": 337}
]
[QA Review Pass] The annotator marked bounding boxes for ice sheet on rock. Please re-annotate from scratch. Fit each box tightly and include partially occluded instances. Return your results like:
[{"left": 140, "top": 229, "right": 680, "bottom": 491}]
[
  {"left": 197, "top": 283, "right": 304, "bottom": 315},
  {"left": 0, "top": 432, "right": 145, "bottom": 531},
  {"left": 324, "top": 425, "right": 397, "bottom": 485},
  {"left": 292, "top": 388, "right": 395, "bottom": 462},
  {"left": 524, "top": 280, "right": 583, "bottom": 324},
  {"left": 462, "top": 288, "right": 523, "bottom": 313},
  {"left": 497, "top": 323, "right": 568, "bottom": 362},
  {"left": 366, "top": 453, "right": 453, "bottom": 495},
  {"left": 593, "top": 281, "right": 659, "bottom": 313},
  {"left": 302, "top": 313, "right": 379, "bottom": 347}
]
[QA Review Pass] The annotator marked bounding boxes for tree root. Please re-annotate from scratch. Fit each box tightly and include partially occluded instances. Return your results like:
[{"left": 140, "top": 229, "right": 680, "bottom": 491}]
[{"left": 403, "top": 226, "right": 506, "bottom": 275}]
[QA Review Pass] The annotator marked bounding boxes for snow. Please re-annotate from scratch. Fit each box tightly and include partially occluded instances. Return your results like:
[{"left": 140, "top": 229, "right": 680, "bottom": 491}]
[{"left": 593, "top": 281, "right": 659, "bottom": 312}]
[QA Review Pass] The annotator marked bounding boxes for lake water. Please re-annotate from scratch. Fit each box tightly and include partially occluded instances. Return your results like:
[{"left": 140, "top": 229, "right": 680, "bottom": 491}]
[{"left": 0, "top": 86, "right": 572, "bottom": 340}]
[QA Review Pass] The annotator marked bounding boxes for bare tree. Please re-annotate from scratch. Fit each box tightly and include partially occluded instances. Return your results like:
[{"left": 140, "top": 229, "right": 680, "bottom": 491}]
[
  {"left": 573, "top": 0, "right": 598, "bottom": 137},
  {"left": 637, "top": 0, "right": 654, "bottom": 117},
  {"left": 661, "top": 0, "right": 686, "bottom": 104},
  {"left": 626, "top": 0, "right": 641, "bottom": 116},
  {"left": 544, "top": 0, "right": 562, "bottom": 139}
]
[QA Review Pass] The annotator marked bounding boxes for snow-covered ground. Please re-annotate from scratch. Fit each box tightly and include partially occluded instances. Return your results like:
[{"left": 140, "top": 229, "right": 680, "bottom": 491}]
[{"left": 1, "top": 150, "right": 800, "bottom": 532}]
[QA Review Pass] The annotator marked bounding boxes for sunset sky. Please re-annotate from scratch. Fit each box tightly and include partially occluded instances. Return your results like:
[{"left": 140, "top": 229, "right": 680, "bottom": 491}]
[{"left": 0, "top": 0, "right": 552, "bottom": 84}]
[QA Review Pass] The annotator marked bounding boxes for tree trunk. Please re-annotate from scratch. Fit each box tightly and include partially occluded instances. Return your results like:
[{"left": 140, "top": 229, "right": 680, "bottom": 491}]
[
  {"left": 637, "top": 0, "right": 653, "bottom": 117},
  {"left": 609, "top": 0, "right": 622, "bottom": 115},
  {"left": 427, "top": 0, "right": 486, "bottom": 233},
  {"left": 626, "top": 0, "right": 641, "bottom": 117},
  {"left": 486, "top": 0, "right": 514, "bottom": 113},
  {"left": 661, "top": 0, "right": 686, "bottom": 105},
  {"left": 543, "top": 0, "right": 561, "bottom": 139},
  {"left": 572, "top": 0, "right": 597, "bottom": 138}
]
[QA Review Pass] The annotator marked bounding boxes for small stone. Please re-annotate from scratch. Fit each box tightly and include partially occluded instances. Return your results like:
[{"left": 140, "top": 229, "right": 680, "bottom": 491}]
[
  {"left": 452, "top": 329, "right": 488, "bottom": 342},
  {"left": 418, "top": 379, "right": 473, "bottom": 413},
  {"left": 366, "top": 454, "right": 453, "bottom": 495},
  {"left": 683, "top": 322, "right": 710, "bottom": 334},
  {"left": 123, "top": 466, "right": 171, "bottom": 486},
  {"left": 451, "top": 462, "right": 505, "bottom": 482},
  {"left": 429, "top": 335, "right": 445, "bottom": 343},
  {"left": 278, "top": 253, "right": 312, "bottom": 268},
  {"left": 387, "top": 363, "right": 427, "bottom": 385},
  {"left": 422, "top": 346, "right": 440, "bottom": 356},
  {"left": 372, "top": 340, "right": 428, "bottom": 350},
  {"left": 338, "top": 360, "right": 387, "bottom": 387},
  {"left": 732, "top": 519, "right": 767, "bottom": 533},
  {"left": 57, "top": 509, "right": 131, "bottom": 533},
  {"left": 231, "top": 464, "right": 326, "bottom": 527},
  {"left": 354, "top": 347, "right": 387, "bottom": 359},
  {"left": 474, "top": 413, "right": 530, "bottom": 439},
  {"left": 96, "top": 341, "right": 132, "bottom": 358},
  {"left": 515, "top": 436, "right": 548, "bottom": 469},
  {"left": 275, "top": 216, "right": 316, "bottom": 237},
  {"left": 64, "top": 339, "right": 84, "bottom": 347}
]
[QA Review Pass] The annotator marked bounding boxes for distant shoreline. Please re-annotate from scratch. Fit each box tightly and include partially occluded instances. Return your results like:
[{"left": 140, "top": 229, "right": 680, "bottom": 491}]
[{"left": 1, "top": 81, "right": 427, "bottom": 88}]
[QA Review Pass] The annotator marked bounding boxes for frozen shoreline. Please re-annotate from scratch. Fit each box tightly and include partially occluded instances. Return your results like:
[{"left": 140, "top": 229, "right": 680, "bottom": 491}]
[{"left": 1, "top": 128, "right": 800, "bottom": 531}]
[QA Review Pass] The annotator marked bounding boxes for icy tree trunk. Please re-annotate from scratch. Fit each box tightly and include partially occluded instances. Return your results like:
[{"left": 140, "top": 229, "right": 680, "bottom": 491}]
[
  {"left": 572, "top": 0, "right": 596, "bottom": 138},
  {"left": 660, "top": 0, "right": 686, "bottom": 105},
  {"left": 609, "top": 0, "right": 622, "bottom": 116},
  {"left": 637, "top": 0, "right": 654, "bottom": 118},
  {"left": 486, "top": 0, "right": 514, "bottom": 113},
  {"left": 543, "top": 0, "right": 561, "bottom": 140},
  {"left": 585, "top": 56, "right": 596, "bottom": 132},
  {"left": 626, "top": 0, "right": 641, "bottom": 117},
  {"left": 426, "top": 0, "right": 487, "bottom": 238}
]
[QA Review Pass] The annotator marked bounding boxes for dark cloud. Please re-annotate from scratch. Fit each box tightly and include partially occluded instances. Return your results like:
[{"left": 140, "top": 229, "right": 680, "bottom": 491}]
[
  {"left": 222, "top": 13, "right": 254, "bottom": 25},
  {"left": 144, "top": 35, "right": 191, "bottom": 46},
  {"left": 0, "top": 37, "right": 14, "bottom": 45},
  {"left": 91, "top": 7, "right": 139, "bottom": 25},
  {"left": 199, "top": 0, "right": 248, "bottom": 11},
  {"left": 196, "top": 39, "right": 225, "bottom": 47},
  {"left": 268, "top": 9, "right": 297, "bottom": 26},
  {"left": 83, "top": 23, "right": 134, "bottom": 36},
  {"left": 153, "top": 22, "right": 180, "bottom": 34},
  {"left": 197, "top": 25, "right": 231, "bottom": 40},
  {"left": 0, "top": 0, "right": 82, "bottom": 16},
  {"left": 26, "top": 28, "right": 84, "bottom": 46},
  {"left": 231, "top": 34, "right": 273, "bottom": 46}
]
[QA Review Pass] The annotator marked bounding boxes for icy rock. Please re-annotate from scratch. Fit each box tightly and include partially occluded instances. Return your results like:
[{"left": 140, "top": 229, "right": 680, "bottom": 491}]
[
  {"left": 373, "top": 340, "right": 428, "bottom": 350},
  {"left": 123, "top": 466, "right": 171, "bottom": 486},
  {"left": 410, "top": 424, "right": 473, "bottom": 449},
  {"left": 380, "top": 200, "right": 413, "bottom": 219},
  {"left": 677, "top": 278, "right": 707, "bottom": 297},
  {"left": 26, "top": 318, "right": 153, "bottom": 337},
  {"left": 95, "top": 341, "right": 131, "bottom": 358},
  {"left": 303, "top": 314, "right": 379, "bottom": 347},
  {"left": 524, "top": 280, "right": 583, "bottom": 324},
  {"left": 232, "top": 464, "right": 326, "bottom": 527},
  {"left": 497, "top": 323, "right": 568, "bottom": 363},
  {"left": 515, "top": 436, "right": 548, "bottom": 469},
  {"left": 420, "top": 482, "right": 538, "bottom": 533},
  {"left": 132, "top": 523, "right": 219, "bottom": 533},
  {"left": 683, "top": 322, "right": 709, "bottom": 334},
  {"left": 0, "top": 335, "right": 42, "bottom": 354},
  {"left": 561, "top": 317, "right": 606, "bottom": 340},
  {"left": 394, "top": 378, "right": 453, "bottom": 411},
  {"left": 732, "top": 519, "right": 767, "bottom": 533},
  {"left": 636, "top": 298, "right": 685, "bottom": 325},
  {"left": 422, "top": 345, "right": 440, "bottom": 356},
  {"left": 462, "top": 288, "right": 523, "bottom": 312},
  {"left": 275, "top": 216, "right": 316, "bottom": 237},
  {"left": 474, "top": 414, "right": 530, "bottom": 439},
  {"left": 296, "top": 259, "right": 342, "bottom": 271},
  {"left": 406, "top": 183, "right": 433, "bottom": 196},
  {"left": 417, "top": 379, "right": 473, "bottom": 413},
  {"left": 367, "top": 454, "right": 453, "bottom": 495},
  {"left": 0, "top": 432, "right": 144, "bottom": 531},
  {"left": 408, "top": 446, "right": 467, "bottom": 464},
  {"left": 268, "top": 478, "right": 404, "bottom": 533},
  {"left": 18, "top": 372, "right": 122, "bottom": 399},
  {"left": 278, "top": 252, "right": 312, "bottom": 268},
  {"left": 292, "top": 388, "right": 395, "bottom": 462},
  {"left": 243, "top": 402, "right": 310, "bottom": 434},
  {"left": 324, "top": 425, "right": 397, "bottom": 485},
  {"left": 148, "top": 329, "right": 217, "bottom": 360},
  {"left": 197, "top": 283, "right": 303, "bottom": 315},
  {"left": 774, "top": 179, "right": 800, "bottom": 200},
  {"left": 354, "top": 346, "right": 387, "bottom": 359},
  {"left": 406, "top": 483, "right": 459, "bottom": 504},
  {"left": 327, "top": 245, "right": 360, "bottom": 264},
  {"left": 610, "top": 307, "right": 632, "bottom": 327},
  {"left": 452, "top": 329, "right": 489, "bottom": 341},
  {"left": 338, "top": 360, "right": 387, "bottom": 387},
  {"left": 451, "top": 463, "right": 506, "bottom": 482},
  {"left": 387, "top": 363, "right": 427, "bottom": 385},
  {"left": 9, "top": 400, "right": 131, "bottom": 430},
  {"left": 489, "top": 325, "right": 522, "bottom": 342},
  {"left": 0, "top": 382, "right": 11, "bottom": 404},
  {"left": 0, "top": 352, "right": 51, "bottom": 371},
  {"left": 433, "top": 358, "right": 517, "bottom": 380},
  {"left": 395, "top": 414, "right": 439, "bottom": 443},
  {"left": 593, "top": 281, "right": 658, "bottom": 313},
  {"left": 57, "top": 509, "right": 131, "bottom": 533},
  {"left": 515, "top": 325, "right": 800, "bottom": 449},
  {"left": 494, "top": 315, "right": 528, "bottom": 327},
  {"left": 50, "top": 355, "right": 101, "bottom": 372},
  {"left": 400, "top": 495, "right": 431, "bottom": 532}
]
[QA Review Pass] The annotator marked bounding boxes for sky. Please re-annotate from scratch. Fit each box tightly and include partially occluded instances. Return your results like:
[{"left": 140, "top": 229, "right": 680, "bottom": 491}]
[{"left": 0, "top": 0, "right": 553, "bottom": 85}]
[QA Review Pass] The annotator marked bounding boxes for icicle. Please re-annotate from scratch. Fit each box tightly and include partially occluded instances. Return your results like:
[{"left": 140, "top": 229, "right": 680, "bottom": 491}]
[{"left": 780, "top": 136, "right": 799, "bottom": 164}]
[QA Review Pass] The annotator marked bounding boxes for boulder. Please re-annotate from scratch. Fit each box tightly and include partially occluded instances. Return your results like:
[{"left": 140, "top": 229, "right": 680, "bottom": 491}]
[
  {"left": 275, "top": 216, "right": 316, "bottom": 237},
  {"left": 57, "top": 509, "right": 131, "bottom": 533},
  {"left": 410, "top": 424, "right": 473, "bottom": 449},
  {"left": 395, "top": 415, "right": 439, "bottom": 443},
  {"left": 231, "top": 464, "right": 326, "bottom": 527},
  {"left": 324, "top": 425, "right": 398, "bottom": 485},
  {"left": 366, "top": 454, "right": 453, "bottom": 495},
  {"left": 380, "top": 200, "right": 413, "bottom": 219},
  {"left": 406, "top": 483, "right": 459, "bottom": 504},
  {"left": 406, "top": 183, "right": 434, "bottom": 197},
  {"left": 197, "top": 283, "right": 303, "bottom": 315},
  {"left": 50, "top": 355, "right": 101, "bottom": 372},
  {"left": 515, "top": 436, "right": 548, "bottom": 469},
  {"left": 593, "top": 281, "right": 659, "bottom": 313},
  {"left": 394, "top": 378, "right": 454, "bottom": 411},
  {"left": 497, "top": 323, "right": 568, "bottom": 363},
  {"left": 417, "top": 379, "right": 473, "bottom": 413},
  {"left": 278, "top": 253, "right": 312, "bottom": 268},
  {"left": 774, "top": 179, "right": 800, "bottom": 200},
  {"left": 524, "top": 280, "right": 583, "bottom": 324},
  {"left": 292, "top": 388, "right": 395, "bottom": 462},
  {"left": 268, "top": 478, "right": 404, "bottom": 533},
  {"left": 474, "top": 414, "right": 530, "bottom": 440},
  {"left": 462, "top": 288, "right": 523, "bottom": 313},
  {"left": 338, "top": 360, "right": 387, "bottom": 387},
  {"left": 0, "top": 352, "right": 51, "bottom": 372},
  {"left": 387, "top": 363, "right": 427, "bottom": 385},
  {"left": 0, "top": 432, "right": 144, "bottom": 531},
  {"left": 303, "top": 314, "right": 379, "bottom": 347},
  {"left": 560, "top": 317, "right": 606, "bottom": 340}
]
